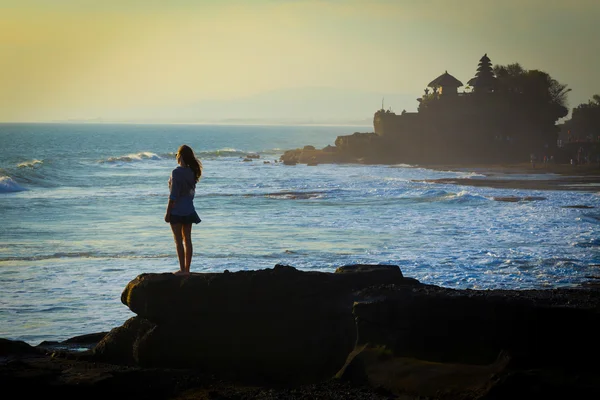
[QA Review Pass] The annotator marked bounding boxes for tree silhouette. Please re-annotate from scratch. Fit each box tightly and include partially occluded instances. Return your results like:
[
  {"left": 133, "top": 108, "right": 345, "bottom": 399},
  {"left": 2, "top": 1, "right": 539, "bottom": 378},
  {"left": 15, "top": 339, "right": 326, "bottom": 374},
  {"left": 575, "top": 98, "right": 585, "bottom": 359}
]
[{"left": 567, "top": 94, "right": 600, "bottom": 140}]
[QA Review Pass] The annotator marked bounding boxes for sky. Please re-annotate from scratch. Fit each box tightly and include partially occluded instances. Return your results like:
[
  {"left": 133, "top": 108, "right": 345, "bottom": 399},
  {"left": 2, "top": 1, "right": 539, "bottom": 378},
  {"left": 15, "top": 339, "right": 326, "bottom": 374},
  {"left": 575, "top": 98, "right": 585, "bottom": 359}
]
[{"left": 1, "top": 0, "right": 599, "bottom": 123}]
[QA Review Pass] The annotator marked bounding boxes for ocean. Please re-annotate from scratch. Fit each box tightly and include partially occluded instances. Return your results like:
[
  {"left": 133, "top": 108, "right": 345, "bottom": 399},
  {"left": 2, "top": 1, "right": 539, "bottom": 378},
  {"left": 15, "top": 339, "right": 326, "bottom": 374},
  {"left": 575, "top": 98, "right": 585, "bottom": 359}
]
[{"left": 1, "top": 123, "right": 599, "bottom": 345}]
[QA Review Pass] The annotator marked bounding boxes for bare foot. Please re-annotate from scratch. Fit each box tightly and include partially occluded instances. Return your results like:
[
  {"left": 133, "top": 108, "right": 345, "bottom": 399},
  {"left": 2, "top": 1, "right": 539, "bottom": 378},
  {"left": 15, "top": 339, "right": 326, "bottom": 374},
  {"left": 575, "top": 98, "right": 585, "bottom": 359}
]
[{"left": 173, "top": 270, "right": 189, "bottom": 276}]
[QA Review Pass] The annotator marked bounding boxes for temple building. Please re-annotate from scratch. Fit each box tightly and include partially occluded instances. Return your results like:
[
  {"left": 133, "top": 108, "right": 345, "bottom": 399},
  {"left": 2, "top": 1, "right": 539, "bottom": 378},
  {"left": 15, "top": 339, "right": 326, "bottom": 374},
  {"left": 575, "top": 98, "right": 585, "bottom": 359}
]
[
  {"left": 427, "top": 71, "right": 463, "bottom": 96},
  {"left": 466, "top": 53, "right": 497, "bottom": 92},
  {"left": 299, "top": 52, "right": 581, "bottom": 166},
  {"left": 376, "top": 53, "right": 500, "bottom": 136}
]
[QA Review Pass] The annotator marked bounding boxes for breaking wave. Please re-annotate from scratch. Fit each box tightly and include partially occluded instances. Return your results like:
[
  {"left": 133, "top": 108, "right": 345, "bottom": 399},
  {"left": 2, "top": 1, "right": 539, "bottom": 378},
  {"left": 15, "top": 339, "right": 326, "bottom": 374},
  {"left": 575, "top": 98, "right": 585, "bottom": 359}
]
[
  {"left": 100, "top": 151, "right": 162, "bottom": 163},
  {"left": 17, "top": 159, "right": 43, "bottom": 168},
  {"left": 405, "top": 188, "right": 489, "bottom": 204},
  {"left": 0, "top": 175, "right": 27, "bottom": 193},
  {"left": 444, "top": 190, "right": 489, "bottom": 203}
]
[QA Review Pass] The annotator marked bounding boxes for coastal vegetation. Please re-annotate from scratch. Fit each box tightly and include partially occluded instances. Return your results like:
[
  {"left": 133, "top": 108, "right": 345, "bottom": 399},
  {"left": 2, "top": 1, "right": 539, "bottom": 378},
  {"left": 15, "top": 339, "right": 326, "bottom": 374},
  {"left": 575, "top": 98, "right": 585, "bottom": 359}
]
[
  {"left": 281, "top": 54, "right": 599, "bottom": 167},
  {"left": 561, "top": 94, "right": 600, "bottom": 143}
]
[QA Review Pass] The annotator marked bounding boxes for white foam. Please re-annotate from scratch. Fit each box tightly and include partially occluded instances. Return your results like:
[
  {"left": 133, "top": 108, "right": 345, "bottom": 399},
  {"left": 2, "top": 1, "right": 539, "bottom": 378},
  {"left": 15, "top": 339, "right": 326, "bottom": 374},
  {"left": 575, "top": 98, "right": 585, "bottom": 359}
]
[
  {"left": 389, "top": 163, "right": 416, "bottom": 168},
  {"left": 102, "top": 151, "right": 161, "bottom": 163},
  {"left": 459, "top": 171, "right": 487, "bottom": 179},
  {"left": 17, "top": 159, "right": 43, "bottom": 168},
  {"left": 445, "top": 190, "right": 488, "bottom": 203}
]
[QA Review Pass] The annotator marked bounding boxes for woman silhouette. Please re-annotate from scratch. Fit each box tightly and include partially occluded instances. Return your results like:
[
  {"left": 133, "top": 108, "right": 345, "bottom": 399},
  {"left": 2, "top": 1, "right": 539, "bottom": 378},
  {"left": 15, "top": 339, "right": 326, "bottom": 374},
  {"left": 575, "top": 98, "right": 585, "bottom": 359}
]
[{"left": 165, "top": 144, "right": 202, "bottom": 275}]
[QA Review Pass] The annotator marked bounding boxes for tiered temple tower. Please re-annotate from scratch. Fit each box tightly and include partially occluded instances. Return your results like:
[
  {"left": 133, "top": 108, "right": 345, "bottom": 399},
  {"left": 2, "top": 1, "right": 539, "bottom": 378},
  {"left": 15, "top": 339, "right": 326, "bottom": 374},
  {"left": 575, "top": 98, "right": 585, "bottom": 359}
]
[{"left": 467, "top": 53, "right": 497, "bottom": 92}]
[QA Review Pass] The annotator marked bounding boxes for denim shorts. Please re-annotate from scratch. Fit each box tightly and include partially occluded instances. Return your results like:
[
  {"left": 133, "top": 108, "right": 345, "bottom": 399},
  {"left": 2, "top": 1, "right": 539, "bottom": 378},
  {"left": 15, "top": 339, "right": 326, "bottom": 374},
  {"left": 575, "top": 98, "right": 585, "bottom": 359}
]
[{"left": 170, "top": 212, "right": 201, "bottom": 224}]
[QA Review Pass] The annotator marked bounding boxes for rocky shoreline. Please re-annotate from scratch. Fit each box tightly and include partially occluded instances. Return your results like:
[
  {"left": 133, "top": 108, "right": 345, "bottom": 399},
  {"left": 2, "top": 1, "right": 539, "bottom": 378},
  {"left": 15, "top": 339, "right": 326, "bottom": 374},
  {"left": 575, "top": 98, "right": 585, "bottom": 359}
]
[
  {"left": 279, "top": 144, "right": 600, "bottom": 193},
  {"left": 3, "top": 264, "right": 600, "bottom": 399}
]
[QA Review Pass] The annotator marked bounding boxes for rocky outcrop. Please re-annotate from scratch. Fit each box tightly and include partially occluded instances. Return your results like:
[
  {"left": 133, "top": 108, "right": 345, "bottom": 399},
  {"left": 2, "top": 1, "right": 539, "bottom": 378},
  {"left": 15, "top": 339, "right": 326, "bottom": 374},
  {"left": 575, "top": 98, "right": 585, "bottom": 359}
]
[
  {"left": 279, "top": 135, "right": 390, "bottom": 165},
  {"left": 95, "top": 264, "right": 413, "bottom": 384},
  {"left": 4, "top": 265, "right": 600, "bottom": 399},
  {"left": 336, "top": 284, "right": 600, "bottom": 398},
  {"left": 280, "top": 145, "right": 351, "bottom": 165},
  {"left": 279, "top": 132, "right": 410, "bottom": 165}
]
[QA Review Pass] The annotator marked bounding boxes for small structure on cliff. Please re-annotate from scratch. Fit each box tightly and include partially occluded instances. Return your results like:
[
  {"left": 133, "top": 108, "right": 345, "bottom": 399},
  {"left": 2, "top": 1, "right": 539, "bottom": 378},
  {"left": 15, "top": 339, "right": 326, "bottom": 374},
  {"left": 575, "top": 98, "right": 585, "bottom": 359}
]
[{"left": 427, "top": 70, "right": 463, "bottom": 96}]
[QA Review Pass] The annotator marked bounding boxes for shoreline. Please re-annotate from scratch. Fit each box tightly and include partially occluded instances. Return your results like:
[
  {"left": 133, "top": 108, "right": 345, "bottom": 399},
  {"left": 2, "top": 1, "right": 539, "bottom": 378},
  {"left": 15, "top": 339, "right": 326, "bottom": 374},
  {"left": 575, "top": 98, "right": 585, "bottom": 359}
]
[{"left": 416, "top": 162, "right": 600, "bottom": 192}]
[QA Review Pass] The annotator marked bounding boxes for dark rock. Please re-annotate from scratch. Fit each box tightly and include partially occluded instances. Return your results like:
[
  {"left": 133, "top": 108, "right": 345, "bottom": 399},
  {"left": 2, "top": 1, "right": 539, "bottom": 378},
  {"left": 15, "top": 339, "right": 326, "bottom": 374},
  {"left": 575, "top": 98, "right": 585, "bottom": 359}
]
[
  {"left": 36, "top": 332, "right": 108, "bottom": 355},
  {"left": 63, "top": 332, "right": 108, "bottom": 344},
  {"left": 280, "top": 146, "right": 354, "bottom": 165},
  {"left": 336, "top": 284, "right": 600, "bottom": 397},
  {"left": 493, "top": 196, "right": 546, "bottom": 202},
  {"left": 111, "top": 264, "right": 410, "bottom": 384},
  {"left": 91, "top": 316, "right": 155, "bottom": 365},
  {"left": 0, "top": 338, "right": 42, "bottom": 357},
  {"left": 4, "top": 265, "right": 600, "bottom": 399},
  {"left": 337, "top": 344, "right": 510, "bottom": 399}
]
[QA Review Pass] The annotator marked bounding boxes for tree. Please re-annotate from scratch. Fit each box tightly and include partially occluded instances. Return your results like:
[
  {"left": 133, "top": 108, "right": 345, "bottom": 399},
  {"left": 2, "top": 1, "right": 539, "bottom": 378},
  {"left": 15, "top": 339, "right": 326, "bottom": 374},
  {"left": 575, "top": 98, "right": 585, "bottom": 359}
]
[
  {"left": 491, "top": 63, "right": 570, "bottom": 148},
  {"left": 494, "top": 64, "right": 569, "bottom": 112},
  {"left": 567, "top": 94, "right": 600, "bottom": 140}
]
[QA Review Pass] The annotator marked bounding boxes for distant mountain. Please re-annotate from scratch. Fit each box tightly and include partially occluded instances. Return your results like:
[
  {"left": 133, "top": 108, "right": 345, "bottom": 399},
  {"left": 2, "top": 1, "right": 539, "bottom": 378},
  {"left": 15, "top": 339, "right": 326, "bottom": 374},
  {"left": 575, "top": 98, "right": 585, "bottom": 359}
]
[{"left": 116, "top": 87, "right": 419, "bottom": 125}]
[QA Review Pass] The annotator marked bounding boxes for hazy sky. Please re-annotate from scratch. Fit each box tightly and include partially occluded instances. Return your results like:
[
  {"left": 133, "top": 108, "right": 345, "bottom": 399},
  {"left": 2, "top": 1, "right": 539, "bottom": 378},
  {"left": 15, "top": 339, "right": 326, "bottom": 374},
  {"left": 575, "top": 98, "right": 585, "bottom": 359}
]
[{"left": 1, "top": 0, "right": 599, "bottom": 122}]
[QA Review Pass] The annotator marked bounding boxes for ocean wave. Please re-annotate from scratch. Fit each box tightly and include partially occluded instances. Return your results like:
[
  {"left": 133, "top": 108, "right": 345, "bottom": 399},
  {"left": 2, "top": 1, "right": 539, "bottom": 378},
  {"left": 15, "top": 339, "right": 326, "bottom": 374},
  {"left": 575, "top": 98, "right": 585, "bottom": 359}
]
[
  {"left": 6, "top": 165, "right": 64, "bottom": 189},
  {"left": 0, "top": 176, "right": 27, "bottom": 193},
  {"left": 388, "top": 163, "right": 417, "bottom": 169},
  {"left": 573, "top": 238, "right": 600, "bottom": 248},
  {"left": 120, "top": 149, "right": 260, "bottom": 160},
  {"left": 99, "top": 149, "right": 282, "bottom": 163},
  {"left": 17, "top": 159, "right": 43, "bottom": 169},
  {"left": 100, "top": 151, "right": 162, "bottom": 164},
  {"left": 580, "top": 212, "right": 600, "bottom": 224},
  {"left": 421, "top": 188, "right": 452, "bottom": 198},
  {"left": 407, "top": 188, "right": 488, "bottom": 204},
  {"left": 263, "top": 191, "right": 325, "bottom": 200},
  {"left": 0, "top": 251, "right": 174, "bottom": 262},
  {"left": 459, "top": 171, "right": 487, "bottom": 179},
  {"left": 202, "top": 190, "right": 326, "bottom": 199},
  {"left": 444, "top": 190, "right": 489, "bottom": 203},
  {"left": 193, "top": 148, "right": 283, "bottom": 159},
  {"left": 196, "top": 148, "right": 255, "bottom": 158}
]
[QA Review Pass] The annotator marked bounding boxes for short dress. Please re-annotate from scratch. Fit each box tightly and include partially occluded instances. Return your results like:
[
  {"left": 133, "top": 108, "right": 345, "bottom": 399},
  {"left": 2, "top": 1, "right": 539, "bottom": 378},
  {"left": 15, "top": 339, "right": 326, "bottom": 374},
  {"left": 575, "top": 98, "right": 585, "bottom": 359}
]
[
  {"left": 169, "top": 213, "right": 201, "bottom": 225},
  {"left": 168, "top": 166, "right": 201, "bottom": 225}
]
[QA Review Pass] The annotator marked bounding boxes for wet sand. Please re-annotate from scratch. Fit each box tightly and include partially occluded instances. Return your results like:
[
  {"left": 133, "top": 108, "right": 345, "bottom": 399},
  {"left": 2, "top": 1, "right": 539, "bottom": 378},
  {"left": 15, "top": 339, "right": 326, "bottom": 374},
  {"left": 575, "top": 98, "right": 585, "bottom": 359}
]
[{"left": 416, "top": 163, "right": 600, "bottom": 192}]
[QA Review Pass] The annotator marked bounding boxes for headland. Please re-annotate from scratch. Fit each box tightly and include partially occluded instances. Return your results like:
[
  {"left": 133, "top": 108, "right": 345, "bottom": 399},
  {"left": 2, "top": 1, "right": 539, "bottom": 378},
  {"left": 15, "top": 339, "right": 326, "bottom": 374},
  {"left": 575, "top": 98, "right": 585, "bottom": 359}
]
[{"left": 280, "top": 53, "right": 600, "bottom": 191}]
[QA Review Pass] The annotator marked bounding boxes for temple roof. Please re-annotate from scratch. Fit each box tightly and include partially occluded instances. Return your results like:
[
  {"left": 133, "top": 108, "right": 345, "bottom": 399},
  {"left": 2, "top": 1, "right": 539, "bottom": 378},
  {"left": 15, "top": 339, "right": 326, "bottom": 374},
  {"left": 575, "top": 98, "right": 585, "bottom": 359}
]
[
  {"left": 468, "top": 53, "right": 497, "bottom": 88},
  {"left": 428, "top": 71, "right": 463, "bottom": 88}
]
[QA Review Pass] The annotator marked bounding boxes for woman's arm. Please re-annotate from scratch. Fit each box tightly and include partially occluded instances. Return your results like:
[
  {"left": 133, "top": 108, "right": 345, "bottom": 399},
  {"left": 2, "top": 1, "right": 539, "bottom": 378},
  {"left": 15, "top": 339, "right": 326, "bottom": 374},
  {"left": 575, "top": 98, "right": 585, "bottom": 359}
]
[
  {"left": 164, "top": 198, "right": 175, "bottom": 223},
  {"left": 165, "top": 169, "right": 179, "bottom": 223}
]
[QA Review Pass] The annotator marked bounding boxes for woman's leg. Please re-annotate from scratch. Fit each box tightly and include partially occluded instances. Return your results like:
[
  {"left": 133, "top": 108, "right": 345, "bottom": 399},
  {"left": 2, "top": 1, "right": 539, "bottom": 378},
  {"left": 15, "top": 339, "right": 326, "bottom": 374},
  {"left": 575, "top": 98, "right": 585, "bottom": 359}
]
[
  {"left": 170, "top": 223, "right": 186, "bottom": 274},
  {"left": 181, "top": 223, "right": 193, "bottom": 273}
]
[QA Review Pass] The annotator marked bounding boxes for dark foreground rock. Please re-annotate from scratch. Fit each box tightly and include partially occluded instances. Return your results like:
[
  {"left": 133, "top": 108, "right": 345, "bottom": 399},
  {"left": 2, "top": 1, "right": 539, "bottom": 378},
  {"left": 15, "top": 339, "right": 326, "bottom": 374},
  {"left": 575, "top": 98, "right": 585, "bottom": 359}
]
[
  {"left": 2, "top": 264, "right": 600, "bottom": 399},
  {"left": 102, "top": 264, "right": 412, "bottom": 384}
]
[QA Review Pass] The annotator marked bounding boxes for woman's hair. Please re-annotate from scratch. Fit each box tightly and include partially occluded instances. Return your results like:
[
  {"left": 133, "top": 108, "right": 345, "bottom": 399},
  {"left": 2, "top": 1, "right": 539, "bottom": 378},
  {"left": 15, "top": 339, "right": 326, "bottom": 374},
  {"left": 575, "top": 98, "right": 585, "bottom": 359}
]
[{"left": 177, "top": 144, "right": 202, "bottom": 183}]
